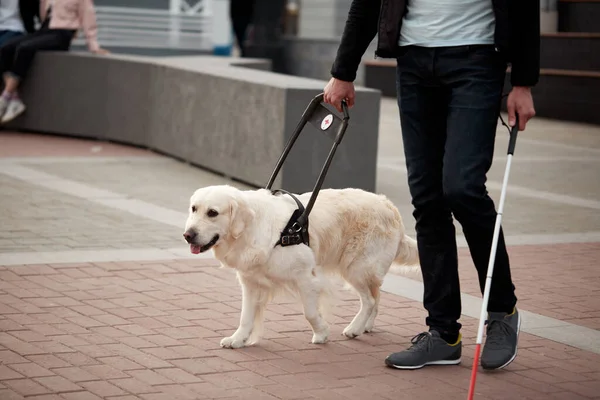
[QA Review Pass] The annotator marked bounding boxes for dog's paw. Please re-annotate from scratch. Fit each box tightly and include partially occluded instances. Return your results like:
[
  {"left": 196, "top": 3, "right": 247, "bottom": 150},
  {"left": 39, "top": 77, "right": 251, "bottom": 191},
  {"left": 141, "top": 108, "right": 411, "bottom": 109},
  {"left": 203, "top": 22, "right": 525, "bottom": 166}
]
[
  {"left": 220, "top": 336, "right": 247, "bottom": 349},
  {"left": 364, "top": 322, "right": 374, "bottom": 333},
  {"left": 342, "top": 324, "right": 363, "bottom": 339},
  {"left": 311, "top": 331, "right": 329, "bottom": 344}
]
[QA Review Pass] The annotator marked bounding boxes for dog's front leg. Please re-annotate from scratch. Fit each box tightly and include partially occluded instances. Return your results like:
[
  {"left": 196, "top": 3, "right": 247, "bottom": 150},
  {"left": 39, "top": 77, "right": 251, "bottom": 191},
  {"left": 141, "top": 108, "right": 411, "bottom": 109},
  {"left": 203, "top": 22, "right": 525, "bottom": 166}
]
[
  {"left": 297, "top": 275, "right": 329, "bottom": 344},
  {"left": 220, "top": 277, "right": 265, "bottom": 349}
]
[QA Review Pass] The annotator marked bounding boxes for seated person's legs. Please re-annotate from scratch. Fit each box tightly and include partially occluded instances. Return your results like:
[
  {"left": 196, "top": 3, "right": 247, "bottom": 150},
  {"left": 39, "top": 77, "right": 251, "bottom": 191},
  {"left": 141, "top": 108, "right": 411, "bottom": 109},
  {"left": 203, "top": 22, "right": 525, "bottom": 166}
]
[
  {"left": 0, "top": 30, "right": 24, "bottom": 47},
  {"left": 1, "top": 29, "right": 74, "bottom": 123},
  {"left": 0, "top": 32, "right": 33, "bottom": 114}
]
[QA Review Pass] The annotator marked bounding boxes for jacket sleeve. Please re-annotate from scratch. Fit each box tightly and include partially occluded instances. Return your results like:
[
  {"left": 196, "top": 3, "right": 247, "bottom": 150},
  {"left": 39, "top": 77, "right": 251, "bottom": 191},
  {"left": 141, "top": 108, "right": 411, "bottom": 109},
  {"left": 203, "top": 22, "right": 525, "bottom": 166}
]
[
  {"left": 330, "top": 0, "right": 381, "bottom": 82},
  {"left": 79, "top": 0, "right": 101, "bottom": 52},
  {"left": 508, "top": 0, "right": 540, "bottom": 87}
]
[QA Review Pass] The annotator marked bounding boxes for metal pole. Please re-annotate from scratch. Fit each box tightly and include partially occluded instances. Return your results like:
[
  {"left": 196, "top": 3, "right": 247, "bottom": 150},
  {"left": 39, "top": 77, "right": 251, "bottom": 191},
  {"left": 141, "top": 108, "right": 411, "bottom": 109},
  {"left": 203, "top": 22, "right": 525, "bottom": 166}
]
[{"left": 169, "top": 0, "right": 182, "bottom": 47}]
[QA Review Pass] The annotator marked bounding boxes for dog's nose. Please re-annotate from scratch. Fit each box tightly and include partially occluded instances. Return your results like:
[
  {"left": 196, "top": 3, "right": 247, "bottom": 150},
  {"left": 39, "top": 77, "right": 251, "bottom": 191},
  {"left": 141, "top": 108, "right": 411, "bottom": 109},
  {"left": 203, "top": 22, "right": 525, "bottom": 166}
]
[{"left": 183, "top": 230, "right": 196, "bottom": 243}]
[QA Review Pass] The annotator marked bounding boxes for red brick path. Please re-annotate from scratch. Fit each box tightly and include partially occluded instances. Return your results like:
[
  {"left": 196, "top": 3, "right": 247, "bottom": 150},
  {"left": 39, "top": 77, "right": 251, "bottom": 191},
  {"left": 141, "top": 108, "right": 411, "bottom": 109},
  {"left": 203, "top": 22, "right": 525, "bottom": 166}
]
[
  {"left": 0, "top": 258, "right": 599, "bottom": 399},
  {"left": 0, "top": 132, "right": 156, "bottom": 158}
]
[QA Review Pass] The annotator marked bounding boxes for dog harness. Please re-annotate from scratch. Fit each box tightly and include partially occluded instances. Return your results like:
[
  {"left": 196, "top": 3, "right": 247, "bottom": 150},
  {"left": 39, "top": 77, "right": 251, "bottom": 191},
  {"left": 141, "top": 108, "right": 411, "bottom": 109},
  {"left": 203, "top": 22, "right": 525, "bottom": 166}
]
[{"left": 271, "top": 189, "right": 310, "bottom": 248}]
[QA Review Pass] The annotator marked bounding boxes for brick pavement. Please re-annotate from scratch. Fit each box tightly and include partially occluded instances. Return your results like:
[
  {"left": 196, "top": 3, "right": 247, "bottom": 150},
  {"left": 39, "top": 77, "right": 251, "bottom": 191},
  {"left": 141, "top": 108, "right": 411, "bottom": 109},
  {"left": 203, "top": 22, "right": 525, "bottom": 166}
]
[{"left": 0, "top": 259, "right": 599, "bottom": 400}]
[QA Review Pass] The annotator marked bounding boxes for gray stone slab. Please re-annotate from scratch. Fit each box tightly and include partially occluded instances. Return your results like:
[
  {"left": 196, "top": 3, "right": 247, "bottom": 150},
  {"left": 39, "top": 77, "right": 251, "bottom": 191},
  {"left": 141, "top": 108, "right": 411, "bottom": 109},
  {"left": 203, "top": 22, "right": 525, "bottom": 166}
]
[
  {"left": 0, "top": 174, "right": 183, "bottom": 253},
  {"left": 10, "top": 52, "right": 381, "bottom": 194}
]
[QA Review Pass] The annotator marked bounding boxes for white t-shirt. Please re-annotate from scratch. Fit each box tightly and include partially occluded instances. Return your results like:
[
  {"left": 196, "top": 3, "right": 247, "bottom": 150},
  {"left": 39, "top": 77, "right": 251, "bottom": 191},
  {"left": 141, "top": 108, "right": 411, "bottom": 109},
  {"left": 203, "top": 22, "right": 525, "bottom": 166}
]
[
  {"left": 0, "top": 0, "right": 25, "bottom": 32},
  {"left": 399, "top": 0, "right": 495, "bottom": 47}
]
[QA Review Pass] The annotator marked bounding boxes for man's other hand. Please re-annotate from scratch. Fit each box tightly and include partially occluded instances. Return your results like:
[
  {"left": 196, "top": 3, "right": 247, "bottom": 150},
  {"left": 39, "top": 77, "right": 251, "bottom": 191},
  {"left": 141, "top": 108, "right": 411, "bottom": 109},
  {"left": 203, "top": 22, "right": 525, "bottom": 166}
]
[{"left": 507, "top": 86, "right": 535, "bottom": 131}]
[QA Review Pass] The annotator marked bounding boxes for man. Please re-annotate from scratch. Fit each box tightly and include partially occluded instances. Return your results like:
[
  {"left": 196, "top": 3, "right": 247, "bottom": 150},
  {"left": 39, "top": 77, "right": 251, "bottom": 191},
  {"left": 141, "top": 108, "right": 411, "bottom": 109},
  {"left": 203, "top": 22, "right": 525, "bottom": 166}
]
[
  {"left": 324, "top": 0, "right": 539, "bottom": 370},
  {"left": 0, "top": 0, "right": 39, "bottom": 46}
]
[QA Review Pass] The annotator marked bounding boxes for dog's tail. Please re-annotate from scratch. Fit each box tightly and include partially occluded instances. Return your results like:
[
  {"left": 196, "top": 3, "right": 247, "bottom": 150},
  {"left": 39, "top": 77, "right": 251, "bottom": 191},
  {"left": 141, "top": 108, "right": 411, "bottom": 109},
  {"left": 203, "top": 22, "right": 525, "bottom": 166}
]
[{"left": 391, "top": 234, "right": 420, "bottom": 276}]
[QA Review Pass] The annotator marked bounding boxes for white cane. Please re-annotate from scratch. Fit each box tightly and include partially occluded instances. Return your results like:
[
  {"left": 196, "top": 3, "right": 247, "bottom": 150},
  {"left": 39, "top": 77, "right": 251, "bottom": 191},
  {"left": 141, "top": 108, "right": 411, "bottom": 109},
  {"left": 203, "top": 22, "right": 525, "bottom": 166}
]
[{"left": 467, "top": 113, "right": 520, "bottom": 400}]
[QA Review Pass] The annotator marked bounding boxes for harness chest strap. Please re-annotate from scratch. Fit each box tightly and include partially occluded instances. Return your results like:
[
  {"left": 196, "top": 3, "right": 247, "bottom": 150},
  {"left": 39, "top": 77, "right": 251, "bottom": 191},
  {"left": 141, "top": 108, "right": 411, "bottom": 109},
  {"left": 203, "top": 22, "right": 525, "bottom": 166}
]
[{"left": 271, "top": 189, "right": 310, "bottom": 247}]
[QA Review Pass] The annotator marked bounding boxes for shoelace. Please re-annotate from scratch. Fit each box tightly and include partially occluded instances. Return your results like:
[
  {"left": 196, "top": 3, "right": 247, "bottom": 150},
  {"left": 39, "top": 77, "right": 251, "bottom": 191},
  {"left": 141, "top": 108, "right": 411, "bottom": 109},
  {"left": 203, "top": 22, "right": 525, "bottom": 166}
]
[
  {"left": 485, "top": 319, "right": 512, "bottom": 347},
  {"left": 408, "top": 332, "right": 433, "bottom": 353}
]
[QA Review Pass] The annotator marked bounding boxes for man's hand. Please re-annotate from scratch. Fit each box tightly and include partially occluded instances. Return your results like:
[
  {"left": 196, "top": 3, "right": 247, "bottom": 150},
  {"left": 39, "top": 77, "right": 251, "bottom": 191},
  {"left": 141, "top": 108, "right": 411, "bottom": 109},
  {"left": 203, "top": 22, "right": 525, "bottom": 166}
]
[
  {"left": 324, "top": 77, "right": 355, "bottom": 113},
  {"left": 507, "top": 86, "right": 535, "bottom": 131}
]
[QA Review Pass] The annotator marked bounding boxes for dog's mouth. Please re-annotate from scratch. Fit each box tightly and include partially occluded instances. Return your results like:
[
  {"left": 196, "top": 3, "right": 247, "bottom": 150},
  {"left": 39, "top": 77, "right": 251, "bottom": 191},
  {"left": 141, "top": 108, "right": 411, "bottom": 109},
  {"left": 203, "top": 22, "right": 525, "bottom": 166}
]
[{"left": 190, "top": 234, "right": 219, "bottom": 254}]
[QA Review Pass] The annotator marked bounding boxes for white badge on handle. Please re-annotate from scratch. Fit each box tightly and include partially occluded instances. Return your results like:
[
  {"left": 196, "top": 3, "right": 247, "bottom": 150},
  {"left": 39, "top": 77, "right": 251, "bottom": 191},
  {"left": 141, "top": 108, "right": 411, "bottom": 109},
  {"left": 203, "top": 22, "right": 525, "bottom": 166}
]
[{"left": 321, "top": 114, "right": 333, "bottom": 131}]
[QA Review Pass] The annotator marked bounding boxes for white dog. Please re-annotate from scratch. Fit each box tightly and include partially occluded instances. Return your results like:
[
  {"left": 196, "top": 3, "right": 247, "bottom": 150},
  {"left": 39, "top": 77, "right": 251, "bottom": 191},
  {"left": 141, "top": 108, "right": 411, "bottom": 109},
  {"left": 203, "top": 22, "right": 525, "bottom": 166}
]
[{"left": 183, "top": 184, "right": 419, "bottom": 348}]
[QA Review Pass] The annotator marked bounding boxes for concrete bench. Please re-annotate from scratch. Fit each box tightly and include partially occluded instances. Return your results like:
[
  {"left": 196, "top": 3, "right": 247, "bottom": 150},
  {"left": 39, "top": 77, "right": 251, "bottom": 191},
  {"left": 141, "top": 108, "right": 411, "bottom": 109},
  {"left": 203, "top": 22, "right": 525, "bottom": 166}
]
[{"left": 7, "top": 52, "right": 381, "bottom": 194}]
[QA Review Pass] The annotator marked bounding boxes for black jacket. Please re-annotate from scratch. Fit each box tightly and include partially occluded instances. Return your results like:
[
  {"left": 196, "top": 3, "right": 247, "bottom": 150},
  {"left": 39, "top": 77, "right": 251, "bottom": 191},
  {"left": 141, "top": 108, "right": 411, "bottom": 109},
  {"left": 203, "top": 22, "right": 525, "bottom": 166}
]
[
  {"left": 331, "top": 0, "right": 540, "bottom": 87},
  {"left": 18, "top": 0, "right": 40, "bottom": 34}
]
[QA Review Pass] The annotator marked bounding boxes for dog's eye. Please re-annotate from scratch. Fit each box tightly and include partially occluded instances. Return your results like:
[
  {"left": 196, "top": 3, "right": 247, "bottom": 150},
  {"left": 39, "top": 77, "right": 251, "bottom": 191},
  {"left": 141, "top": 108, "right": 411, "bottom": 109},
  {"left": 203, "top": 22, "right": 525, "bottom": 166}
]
[
  {"left": 191, "top": 206, "right": 197, "bottom": 213},
  {"left": 207, "top": 209, "right": 219, "bottom": 218}
]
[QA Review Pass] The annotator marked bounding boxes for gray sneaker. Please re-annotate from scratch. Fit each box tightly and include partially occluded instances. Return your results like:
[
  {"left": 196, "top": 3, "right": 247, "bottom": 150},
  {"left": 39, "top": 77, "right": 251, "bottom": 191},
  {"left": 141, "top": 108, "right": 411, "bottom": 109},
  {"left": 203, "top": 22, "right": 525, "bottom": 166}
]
[
  {"left": 385, "top": 330, "right": 462, "bottom": 370},
  {"left": 481, "top": 308, "right": 521, "bottom": 370}
]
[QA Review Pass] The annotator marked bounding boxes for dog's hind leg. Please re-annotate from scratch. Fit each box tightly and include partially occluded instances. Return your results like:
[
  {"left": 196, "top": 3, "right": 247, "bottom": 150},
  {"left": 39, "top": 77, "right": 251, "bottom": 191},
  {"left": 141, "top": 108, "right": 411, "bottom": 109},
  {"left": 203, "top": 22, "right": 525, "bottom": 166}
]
[
  {"left": 296, "top": 270, "right": 330, "bottom": 344},
  {"left": 341, "top": 273, "right": 380, "bottom": 339},
  {"left": 363, "top": 281, "right": 381, "bottom": 333},
  {"left": 220, "top": 274, "right": 268, "bottom": 349}
]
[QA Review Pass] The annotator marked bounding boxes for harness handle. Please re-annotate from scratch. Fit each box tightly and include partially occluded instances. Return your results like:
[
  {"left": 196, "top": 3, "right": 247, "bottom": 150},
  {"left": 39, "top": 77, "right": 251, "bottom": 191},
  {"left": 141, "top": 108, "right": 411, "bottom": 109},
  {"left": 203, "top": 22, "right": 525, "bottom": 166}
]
[{"left": 265, "top": 93, "right": 350, "bottom": 247}]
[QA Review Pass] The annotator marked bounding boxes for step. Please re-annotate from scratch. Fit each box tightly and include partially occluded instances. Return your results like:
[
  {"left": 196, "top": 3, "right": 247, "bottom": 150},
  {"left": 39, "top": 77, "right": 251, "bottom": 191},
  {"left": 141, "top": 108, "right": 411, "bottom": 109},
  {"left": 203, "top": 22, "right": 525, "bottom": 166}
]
[
  {"left": 541, "top": 32, "right": 600, "bottom": 71},
  {"left": 558, "top": 0, "right": 600, "bottom": 33}
]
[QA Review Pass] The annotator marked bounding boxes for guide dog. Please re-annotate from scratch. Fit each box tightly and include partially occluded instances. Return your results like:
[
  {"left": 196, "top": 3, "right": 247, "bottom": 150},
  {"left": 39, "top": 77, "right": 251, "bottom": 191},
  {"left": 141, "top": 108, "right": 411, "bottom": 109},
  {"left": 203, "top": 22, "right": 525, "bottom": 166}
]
[{"left": 183, "top": 184, "right": 419, "bottom": 348}]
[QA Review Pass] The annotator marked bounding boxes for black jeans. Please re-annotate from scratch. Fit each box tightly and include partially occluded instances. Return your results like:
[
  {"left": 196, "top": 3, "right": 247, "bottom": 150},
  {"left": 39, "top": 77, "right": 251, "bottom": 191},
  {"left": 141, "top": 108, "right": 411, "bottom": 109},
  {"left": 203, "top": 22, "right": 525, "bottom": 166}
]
[
  {"left": 396, "top": 45, "right": 517, "bottom": 337},
  {"left": 0, "top": 27, "right": 74, "bottom": 80}
]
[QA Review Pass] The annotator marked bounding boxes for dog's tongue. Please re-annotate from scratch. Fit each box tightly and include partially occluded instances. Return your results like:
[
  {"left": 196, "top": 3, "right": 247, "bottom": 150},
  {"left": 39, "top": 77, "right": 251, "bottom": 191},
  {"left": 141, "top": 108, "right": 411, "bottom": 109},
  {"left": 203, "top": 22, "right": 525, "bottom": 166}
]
[{"left": 190, "top": 244, "right": 202, "bottom": 254}]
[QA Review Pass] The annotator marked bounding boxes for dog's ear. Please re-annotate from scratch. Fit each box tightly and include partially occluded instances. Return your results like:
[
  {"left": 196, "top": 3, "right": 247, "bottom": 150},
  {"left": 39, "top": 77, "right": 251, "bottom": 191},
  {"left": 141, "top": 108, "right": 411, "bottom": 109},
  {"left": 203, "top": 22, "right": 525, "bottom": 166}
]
[{"left": 229, "top": 195, "right": 255, "bottom": 239}]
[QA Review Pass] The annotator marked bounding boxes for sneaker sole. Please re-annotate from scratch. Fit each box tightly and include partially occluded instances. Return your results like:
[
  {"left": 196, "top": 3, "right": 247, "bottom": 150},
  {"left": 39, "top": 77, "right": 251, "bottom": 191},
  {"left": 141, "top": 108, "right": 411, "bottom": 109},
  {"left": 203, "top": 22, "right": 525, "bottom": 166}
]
[
  {"left": 482, "top": 311, "right": 521, "bottom": 371},
  {"left": 386, "top": 358, "right": 461, "bottom": 370}
]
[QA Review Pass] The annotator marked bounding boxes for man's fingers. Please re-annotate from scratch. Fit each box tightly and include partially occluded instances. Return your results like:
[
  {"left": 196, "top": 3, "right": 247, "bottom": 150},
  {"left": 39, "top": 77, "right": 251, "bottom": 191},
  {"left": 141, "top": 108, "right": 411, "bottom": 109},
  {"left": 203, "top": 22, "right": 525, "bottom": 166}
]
[
  {"left": 347, "top": 94, "right": 355, "bottom": 108},
  {"left": 507, "top": 101, "right": 516, "bottom": 128},
  {"left": 333, "top": 96, "right": 343, "bottom": 113},
  {"left": 519, "top": 117, "right": 527, "bottom": 131},
  {"left": 517, "top": 107, "right": 535, "bottom": 131},
  {"left": 519, "top": 113, "right": 527, "bottom": 131},
  {"left": 324, "top": 93, "right": 341, "bottom": 112}
]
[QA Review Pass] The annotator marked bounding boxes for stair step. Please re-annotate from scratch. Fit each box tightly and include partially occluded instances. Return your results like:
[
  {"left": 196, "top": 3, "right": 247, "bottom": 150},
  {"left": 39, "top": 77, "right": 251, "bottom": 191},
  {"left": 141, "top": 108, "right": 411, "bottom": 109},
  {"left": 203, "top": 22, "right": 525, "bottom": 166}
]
[
  {"left": 558, "top": 0, "right": 600, "bottom": 33},
  {"left": 541, "top": 33, "right": 600, "bottom": 71}
]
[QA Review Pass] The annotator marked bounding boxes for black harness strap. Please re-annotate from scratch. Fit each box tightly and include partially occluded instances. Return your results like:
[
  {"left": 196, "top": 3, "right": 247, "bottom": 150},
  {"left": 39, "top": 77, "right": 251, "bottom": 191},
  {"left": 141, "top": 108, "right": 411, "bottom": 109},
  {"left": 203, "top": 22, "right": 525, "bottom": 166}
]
[{"left": 271, "top": 189, "right": 310, "bottom": 248}]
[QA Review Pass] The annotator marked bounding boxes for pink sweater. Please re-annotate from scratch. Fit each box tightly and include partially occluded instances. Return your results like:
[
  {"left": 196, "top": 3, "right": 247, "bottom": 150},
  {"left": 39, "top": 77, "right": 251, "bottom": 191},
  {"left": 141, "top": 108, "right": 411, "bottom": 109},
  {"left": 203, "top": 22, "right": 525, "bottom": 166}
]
[{"left": 40, "top": 0, "right": 100, "bottom": 52}]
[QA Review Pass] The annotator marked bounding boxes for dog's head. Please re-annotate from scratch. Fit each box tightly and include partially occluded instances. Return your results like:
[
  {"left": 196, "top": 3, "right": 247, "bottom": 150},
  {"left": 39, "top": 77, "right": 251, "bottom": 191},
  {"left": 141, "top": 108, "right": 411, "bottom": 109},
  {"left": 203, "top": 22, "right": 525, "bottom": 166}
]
[{"left": 183, "top": 185, "right": 255, "bottom": 254}]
